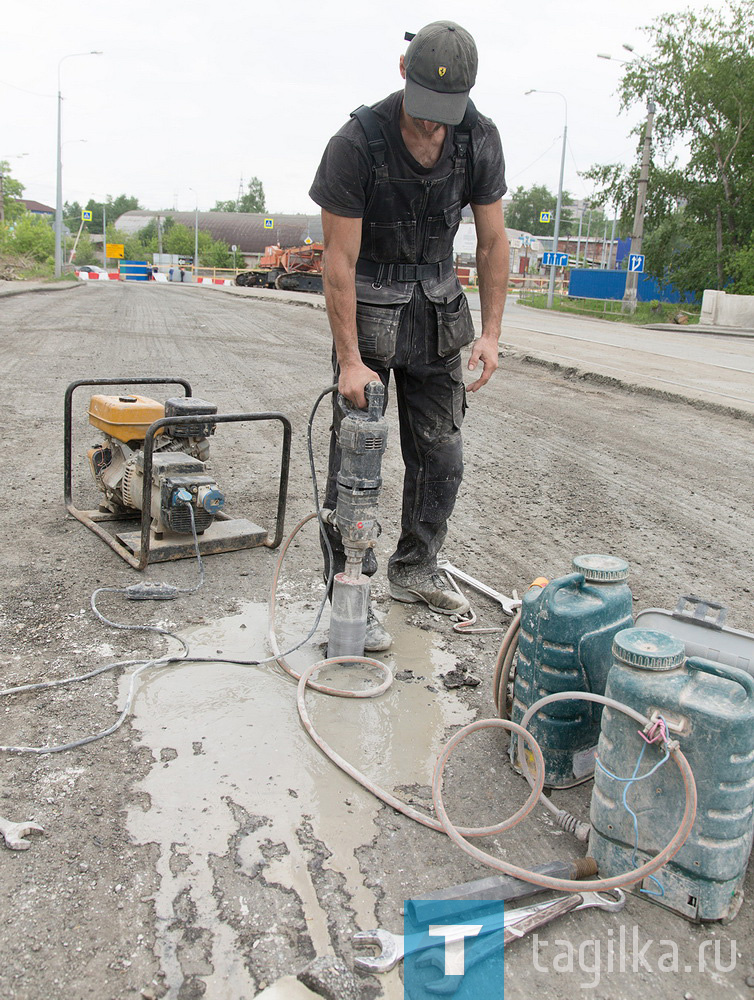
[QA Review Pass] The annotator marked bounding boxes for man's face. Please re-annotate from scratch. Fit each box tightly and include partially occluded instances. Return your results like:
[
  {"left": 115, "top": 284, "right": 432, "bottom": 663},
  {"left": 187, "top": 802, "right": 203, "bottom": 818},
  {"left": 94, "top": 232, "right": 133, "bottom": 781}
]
[{"left": 410, "top": 117, "right": 445, "bottom": 135}]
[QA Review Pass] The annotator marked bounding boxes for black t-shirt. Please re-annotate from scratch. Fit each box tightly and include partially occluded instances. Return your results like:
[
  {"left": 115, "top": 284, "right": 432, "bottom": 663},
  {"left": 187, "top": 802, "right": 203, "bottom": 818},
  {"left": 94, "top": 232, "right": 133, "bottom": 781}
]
[{"left": 309, "top": 91, "right": 507, "bottom": 218}]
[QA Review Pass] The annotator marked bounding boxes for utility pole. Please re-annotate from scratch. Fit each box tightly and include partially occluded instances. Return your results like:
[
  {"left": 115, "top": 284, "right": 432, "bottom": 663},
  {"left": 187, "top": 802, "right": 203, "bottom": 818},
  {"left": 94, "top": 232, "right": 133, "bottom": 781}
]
[
  {"left": 622, "top": 101, "right": 656, "bottom": 313},
  {"left": 102, "top": 204, "right": 106, "bottom": 269}
]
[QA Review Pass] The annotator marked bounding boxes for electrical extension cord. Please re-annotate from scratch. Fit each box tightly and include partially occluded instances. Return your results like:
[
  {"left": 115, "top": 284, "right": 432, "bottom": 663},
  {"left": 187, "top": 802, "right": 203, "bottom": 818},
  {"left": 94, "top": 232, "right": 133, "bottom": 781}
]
[{"left": 125, "top": 582, "right": 180, "bottom": 601}]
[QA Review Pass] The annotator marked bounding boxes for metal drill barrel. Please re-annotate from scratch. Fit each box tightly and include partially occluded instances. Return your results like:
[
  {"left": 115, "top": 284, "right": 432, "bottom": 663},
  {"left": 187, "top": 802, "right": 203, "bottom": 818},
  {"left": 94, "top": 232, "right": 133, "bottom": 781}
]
[{"left": 327, "top": 382, "right": 388, "bottom": 659}]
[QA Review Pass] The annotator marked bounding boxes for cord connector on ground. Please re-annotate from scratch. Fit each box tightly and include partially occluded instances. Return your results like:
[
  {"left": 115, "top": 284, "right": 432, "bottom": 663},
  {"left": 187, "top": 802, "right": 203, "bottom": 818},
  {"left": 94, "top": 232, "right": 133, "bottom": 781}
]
[{"left": 125, "top": 582, "right": 180, "bottom": 601}]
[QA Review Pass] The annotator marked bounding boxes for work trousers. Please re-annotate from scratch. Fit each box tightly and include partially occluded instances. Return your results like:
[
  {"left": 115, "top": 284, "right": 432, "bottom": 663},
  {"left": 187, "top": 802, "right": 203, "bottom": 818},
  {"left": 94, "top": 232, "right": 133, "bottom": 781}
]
[{"left": 322, "top": 282, "right": 466, "bottom": 588}]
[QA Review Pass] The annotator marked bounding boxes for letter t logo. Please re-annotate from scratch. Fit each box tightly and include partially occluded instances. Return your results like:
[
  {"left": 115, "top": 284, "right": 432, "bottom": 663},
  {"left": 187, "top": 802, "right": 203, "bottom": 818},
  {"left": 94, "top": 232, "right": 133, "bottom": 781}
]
[{"left": 428, "top": 925, "right": 483, "bottom": 975}]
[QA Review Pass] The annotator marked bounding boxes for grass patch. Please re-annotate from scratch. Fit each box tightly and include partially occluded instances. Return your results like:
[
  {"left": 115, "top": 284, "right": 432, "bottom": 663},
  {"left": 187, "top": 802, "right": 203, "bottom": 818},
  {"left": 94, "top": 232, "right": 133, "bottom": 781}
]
[{"left": 518, "top": 292, "right": 700, "bottom": 325}]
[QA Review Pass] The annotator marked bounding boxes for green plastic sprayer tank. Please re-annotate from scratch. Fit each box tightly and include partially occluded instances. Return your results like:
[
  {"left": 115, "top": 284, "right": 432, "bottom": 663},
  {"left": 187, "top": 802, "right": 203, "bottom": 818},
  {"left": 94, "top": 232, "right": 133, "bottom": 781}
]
[
  {"left": 510, "top": 554, "right": 632, "bottom": 788},
  {"left": 589, "top": 628, "right": 754, "bottom": 922}
]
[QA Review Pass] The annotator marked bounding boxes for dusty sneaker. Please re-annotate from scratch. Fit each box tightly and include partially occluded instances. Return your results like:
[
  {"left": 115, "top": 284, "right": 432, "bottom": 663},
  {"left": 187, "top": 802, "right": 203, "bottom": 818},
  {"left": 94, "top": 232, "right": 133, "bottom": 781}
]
[
  {"left": 388, "top": 573, "right": 470, "bottom": 616},
  {"left": 364, "top": 606, "right": 392, "bottom": 652}
]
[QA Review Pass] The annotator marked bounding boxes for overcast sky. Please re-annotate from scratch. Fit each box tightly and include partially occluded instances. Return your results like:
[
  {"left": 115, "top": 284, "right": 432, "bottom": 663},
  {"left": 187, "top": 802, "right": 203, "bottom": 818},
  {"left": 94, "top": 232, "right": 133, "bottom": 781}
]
[{"left": 2, "top": 0, "right": 727, "bottom": 221}]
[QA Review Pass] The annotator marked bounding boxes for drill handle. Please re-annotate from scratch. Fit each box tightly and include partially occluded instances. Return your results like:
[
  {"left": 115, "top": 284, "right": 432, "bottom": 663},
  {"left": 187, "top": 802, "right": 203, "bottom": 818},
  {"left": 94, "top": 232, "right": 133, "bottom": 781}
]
[
  {"left": 338, "top": 380, "right": 385, "bottom": 418},
  {"left": 364, "top": 380, "right": 385, "bottom": 419}
]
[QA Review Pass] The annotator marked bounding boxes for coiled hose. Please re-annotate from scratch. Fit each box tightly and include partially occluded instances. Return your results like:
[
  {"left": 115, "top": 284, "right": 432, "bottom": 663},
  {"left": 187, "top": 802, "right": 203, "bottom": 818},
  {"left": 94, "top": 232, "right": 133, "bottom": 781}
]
[{"left": 267, "top": 512, "right": 697, "bottom": 891}]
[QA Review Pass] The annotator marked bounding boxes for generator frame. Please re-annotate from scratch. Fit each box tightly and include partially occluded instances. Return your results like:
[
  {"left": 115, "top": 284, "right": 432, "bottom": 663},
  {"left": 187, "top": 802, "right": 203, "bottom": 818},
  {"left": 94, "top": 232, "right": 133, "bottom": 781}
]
[{"left": 64, "top": 377, "right": 291, "bottom": 570}]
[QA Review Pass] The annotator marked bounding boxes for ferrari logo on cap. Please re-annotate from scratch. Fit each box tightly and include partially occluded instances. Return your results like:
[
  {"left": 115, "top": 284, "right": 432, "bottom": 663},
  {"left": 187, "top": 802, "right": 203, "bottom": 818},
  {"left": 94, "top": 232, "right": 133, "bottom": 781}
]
[{"left": 438, "top": 66, "right": 447, "bottom": 77}]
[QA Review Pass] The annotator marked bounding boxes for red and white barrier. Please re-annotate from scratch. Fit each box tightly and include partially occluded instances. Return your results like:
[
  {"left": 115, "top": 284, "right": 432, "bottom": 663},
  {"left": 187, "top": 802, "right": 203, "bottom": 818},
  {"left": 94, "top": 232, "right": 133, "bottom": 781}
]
[
  {"left": 75, "top": 271, "right": 119, "bottom": 280},
  {"left": 196, "top": 276, "right": 233, "bottom": 286}
]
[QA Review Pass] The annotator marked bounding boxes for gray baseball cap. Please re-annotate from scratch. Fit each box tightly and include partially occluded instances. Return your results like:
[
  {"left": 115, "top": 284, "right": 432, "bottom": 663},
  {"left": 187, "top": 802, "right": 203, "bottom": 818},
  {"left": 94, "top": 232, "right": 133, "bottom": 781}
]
[{"left": 403, "top": 21, "right": 478, "bottom": 125}]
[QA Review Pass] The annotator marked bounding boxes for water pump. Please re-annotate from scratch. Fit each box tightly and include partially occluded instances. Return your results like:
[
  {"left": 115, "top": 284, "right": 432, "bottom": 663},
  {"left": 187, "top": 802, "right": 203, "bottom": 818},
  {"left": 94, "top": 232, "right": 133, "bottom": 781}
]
[{"left": 326, "top": 381, "right": 388, "bottom": 659}]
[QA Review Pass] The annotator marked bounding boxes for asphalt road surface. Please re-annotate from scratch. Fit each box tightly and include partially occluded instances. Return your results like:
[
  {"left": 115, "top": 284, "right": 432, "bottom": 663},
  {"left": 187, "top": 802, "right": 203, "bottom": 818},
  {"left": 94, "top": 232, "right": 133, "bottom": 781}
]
[{"left": 0, "top": 280, "right": 752, "bottom": 1000}]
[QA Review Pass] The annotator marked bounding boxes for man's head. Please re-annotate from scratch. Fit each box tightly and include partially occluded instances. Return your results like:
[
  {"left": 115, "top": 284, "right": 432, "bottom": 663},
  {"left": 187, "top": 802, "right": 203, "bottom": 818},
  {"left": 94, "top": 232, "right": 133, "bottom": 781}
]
[{"left": 400, "top": 21, "right": 478, "bottom": 126}]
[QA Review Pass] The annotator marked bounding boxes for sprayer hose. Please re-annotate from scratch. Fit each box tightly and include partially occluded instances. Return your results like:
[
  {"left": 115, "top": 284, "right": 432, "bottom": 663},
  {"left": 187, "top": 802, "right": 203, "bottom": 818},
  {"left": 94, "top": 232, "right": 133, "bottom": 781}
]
[{"left": 268, "top": 513, "right": 698, "bottom": 891}]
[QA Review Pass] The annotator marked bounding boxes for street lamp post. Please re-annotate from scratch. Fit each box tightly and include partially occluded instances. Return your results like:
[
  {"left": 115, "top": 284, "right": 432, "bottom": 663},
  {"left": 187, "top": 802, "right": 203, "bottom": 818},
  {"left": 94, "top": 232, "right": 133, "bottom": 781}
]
[
  {"left": 597, "top": 49, "right": 655, "bottom": 314},
  {"left": 525, "top": 89, "right": 568, "bottom": 309},
  {"left": 55, "top": 51, "right": 102, "bottom": 278}
]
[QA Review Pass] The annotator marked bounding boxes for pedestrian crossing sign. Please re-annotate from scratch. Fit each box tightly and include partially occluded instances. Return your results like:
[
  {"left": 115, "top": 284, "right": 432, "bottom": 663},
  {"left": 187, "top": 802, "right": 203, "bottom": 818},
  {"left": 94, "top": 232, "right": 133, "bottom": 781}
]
[
  {"left": 264, "top": 218, "right": 274, "bottom": 229},
  {"left": 540, "top": 211, "right": 552, "bottom": 223},
  {"left": 82, "top": 210, "right": 92, "bottom": 221}
]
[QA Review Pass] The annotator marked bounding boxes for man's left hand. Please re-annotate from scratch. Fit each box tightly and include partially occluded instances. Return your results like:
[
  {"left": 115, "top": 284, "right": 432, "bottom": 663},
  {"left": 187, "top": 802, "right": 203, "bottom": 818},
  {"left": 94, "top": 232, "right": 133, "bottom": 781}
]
[{"left": 466, "top": 332, "right": 500, "bottom": 392}]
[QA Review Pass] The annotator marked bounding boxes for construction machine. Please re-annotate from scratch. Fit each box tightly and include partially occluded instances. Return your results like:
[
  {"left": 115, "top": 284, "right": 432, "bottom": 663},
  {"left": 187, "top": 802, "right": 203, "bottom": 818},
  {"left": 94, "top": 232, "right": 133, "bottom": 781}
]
[{"left": 235, "top": 243, "right": 324, "bottom": 293}]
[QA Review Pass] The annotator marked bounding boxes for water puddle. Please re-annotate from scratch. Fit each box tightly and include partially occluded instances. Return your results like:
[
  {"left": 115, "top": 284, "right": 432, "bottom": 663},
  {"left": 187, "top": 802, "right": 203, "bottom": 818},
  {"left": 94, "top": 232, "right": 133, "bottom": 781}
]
[{"left": 127, "top": 598, "right": 472, "bottom": 999}]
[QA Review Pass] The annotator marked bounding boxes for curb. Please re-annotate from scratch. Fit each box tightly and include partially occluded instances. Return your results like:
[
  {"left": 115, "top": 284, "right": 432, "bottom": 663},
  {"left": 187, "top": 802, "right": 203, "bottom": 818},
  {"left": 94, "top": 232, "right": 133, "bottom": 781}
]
[
  {"left": 643, "top": 322, "right": 754, "bottom": 339},
  {"left": 0, "top": 281, "right": 84, "bottom": 299},
  {"left": 506, "top": 349, "right": 754, "bottom": 426}
]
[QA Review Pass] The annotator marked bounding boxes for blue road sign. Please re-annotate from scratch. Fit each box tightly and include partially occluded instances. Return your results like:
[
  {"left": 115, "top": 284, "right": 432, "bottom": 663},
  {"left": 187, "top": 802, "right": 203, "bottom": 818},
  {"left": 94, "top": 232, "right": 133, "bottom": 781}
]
[
  {"left": 543, "top": 252, "right": 569, "bottom": 267},
  {"left": 628, "top": 253, "right": 645, "bottom": 272},
  {"left": 539, "top": 211, "right": 552, "bottom": 223}
]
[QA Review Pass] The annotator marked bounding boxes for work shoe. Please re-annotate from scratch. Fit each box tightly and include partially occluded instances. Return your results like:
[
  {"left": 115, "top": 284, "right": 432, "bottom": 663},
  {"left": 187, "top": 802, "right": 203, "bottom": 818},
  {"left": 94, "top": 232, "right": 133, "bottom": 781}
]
[
  {"left": 364, "top": 606, "right": 392, "bottom": 652},
  {"left": 388, "top": 573, "right": 471, "bottom": 616}
]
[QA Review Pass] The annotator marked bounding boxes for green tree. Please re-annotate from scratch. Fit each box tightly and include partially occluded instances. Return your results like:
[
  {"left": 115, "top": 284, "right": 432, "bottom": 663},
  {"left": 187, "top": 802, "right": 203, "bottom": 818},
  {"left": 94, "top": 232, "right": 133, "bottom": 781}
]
[
  {"left": 0, "top": 161, "right": 25, "bottom": 223},
  {"left": 504, "top": 184, "right": 575, "bottom": 236},
  {"left": 0, "top": 213, "right": 55, "bottom": 262},
  {"left": 212, "top": 176, "right": 266, "bottom": 213},
  {"left": 730, "top": 240, "right": 754, "bottom": 294},
  {"left": 584, "top": 0, "right": 754, "bottom": 296}
]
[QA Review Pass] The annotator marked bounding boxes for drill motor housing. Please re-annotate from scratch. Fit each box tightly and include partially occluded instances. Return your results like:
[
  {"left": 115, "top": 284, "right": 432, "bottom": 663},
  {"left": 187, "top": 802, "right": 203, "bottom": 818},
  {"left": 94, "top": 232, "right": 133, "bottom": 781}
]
[
  {"left": 335, "top": 382, "right": 388, "bottom": 573},
  {"left": 327, "top": 381, "right": 388, "bottom": 659}
]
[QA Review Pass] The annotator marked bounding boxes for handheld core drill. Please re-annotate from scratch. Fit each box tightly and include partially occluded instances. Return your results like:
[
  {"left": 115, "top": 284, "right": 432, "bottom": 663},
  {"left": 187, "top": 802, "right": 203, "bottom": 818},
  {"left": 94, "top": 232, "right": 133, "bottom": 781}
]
[{"left": 326, "top": 381, "right": 388, "bottom": 659}]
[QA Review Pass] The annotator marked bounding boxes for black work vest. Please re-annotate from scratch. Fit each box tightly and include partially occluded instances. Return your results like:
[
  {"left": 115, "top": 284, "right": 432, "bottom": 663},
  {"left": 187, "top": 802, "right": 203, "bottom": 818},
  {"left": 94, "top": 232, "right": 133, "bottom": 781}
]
[{"left": 350, "top": 101, "right": 477, "bottom": 267}]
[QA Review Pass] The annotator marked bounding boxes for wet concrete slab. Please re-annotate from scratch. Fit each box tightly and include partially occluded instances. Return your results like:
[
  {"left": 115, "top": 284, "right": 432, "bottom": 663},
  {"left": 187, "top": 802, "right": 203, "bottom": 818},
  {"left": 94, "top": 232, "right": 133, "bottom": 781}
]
[{"left": 126, "top": 599, "right": 473, "bottom": 998}]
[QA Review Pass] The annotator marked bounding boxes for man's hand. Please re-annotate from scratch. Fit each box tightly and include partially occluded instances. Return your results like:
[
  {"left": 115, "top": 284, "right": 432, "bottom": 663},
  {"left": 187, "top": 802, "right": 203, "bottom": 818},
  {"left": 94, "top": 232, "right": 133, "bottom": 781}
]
[
  {"left": 339, "top": 361, "right": 381, "bottom": 409},
  {"left": 466, "top": 331, "right": 500, "bottom": 392}
]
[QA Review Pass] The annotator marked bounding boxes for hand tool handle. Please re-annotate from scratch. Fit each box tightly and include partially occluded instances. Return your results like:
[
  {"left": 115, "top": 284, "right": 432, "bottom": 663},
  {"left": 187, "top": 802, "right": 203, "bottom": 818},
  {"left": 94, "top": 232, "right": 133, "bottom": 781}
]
[
  {"left": 441, "top": 563, "right": 516, "bottom": 613},
  {"left": 409, "top": 858, "right": 598, "bottom": 921},
  {"left": 503, "top": 894, "right": 584, "bottom": 946}
]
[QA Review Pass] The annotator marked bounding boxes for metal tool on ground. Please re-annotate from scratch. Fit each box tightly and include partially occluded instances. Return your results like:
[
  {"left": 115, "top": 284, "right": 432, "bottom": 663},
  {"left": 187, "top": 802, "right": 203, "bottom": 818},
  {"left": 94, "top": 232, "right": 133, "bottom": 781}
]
[
  {"left": 325, "top": 381, "right": 388, "bottom": 659},
  {"left": 353, "top": 889, "right": 625, "bottom": 974},
  {"left": 407, "top": 857, "right": 598, "bottom": 923},
  {"left": 0, "top": 816, "right": 44, "bottom": 851},
  {"left": 65, "top": 378, "right": 291, "bottom": 569},
  {"left": 439, "top": 561, "right": 521, "bottom": 617},
  {"left": 417, "top": 889, "right": 626, "bottom": 994}
]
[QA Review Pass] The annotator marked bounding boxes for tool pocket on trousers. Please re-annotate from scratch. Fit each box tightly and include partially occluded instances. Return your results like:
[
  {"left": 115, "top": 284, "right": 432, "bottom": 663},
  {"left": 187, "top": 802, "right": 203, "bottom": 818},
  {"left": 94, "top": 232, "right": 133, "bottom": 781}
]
[
  {"left": 435, "top": 293, "right": 475, "bottom": 357},
  {"left": 356, "top": 302, "right": 402, "bottom": 362}
]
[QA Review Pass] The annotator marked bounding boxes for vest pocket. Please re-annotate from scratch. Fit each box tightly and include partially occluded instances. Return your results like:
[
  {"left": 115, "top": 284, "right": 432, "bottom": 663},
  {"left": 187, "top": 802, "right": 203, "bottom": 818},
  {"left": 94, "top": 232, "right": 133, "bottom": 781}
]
[
  {"left": 435, "top": 293, "right": 476, "bottom": 356},
  {"left": 356, "top": 302, "right": 404, "bottom": 362},
  {"left": 424, "top": 200, "right": 462, "bottom": 263},
  {"left": 369, "top": 221, "right": 416, "bottom": 261}
]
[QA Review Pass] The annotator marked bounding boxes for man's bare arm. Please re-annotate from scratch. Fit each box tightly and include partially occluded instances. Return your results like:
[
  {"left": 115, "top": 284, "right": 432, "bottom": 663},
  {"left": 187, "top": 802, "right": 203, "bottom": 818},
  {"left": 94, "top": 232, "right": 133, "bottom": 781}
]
[
  {"left": 467, "top": 200, "right": 510, "bottom": 392},
  {"left": 321, "top": 209, "right": 379, "bottom": 408}
]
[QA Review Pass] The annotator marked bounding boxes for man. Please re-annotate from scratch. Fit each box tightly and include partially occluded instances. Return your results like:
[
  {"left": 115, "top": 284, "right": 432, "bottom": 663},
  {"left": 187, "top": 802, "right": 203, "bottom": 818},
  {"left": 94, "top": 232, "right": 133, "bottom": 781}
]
[{"left": 310, "top": 21, "right": 509, "bottom": 651}]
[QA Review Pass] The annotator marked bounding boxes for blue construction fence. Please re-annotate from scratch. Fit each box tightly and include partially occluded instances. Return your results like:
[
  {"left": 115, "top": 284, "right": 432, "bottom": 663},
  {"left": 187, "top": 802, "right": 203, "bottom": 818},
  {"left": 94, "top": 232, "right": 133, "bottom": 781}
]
[{"left": 568, "top": 269, "right": 695, "bottom": 304}]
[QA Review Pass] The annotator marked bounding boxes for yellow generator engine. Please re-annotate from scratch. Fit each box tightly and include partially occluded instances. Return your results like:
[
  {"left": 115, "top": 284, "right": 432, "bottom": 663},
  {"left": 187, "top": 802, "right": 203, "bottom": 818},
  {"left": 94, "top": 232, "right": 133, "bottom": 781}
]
[{"left": 87, "top": 394, "right": 225, "bottom": 536}]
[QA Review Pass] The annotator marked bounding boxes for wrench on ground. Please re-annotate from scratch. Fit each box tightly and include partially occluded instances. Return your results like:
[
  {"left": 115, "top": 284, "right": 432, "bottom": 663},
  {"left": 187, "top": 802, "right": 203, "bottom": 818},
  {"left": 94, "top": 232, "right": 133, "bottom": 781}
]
[
  {"left": 438, "top": 562, "right": 521, "bottom": 618},
  {"left": 353, "top": 890, "right": 625, "bottom": 975},
  {"left": 0, "top": 816, "right": 44, "bottom": 851},
  {"left": 417, "top": 889, "right": 626, "bottom": 994}
]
